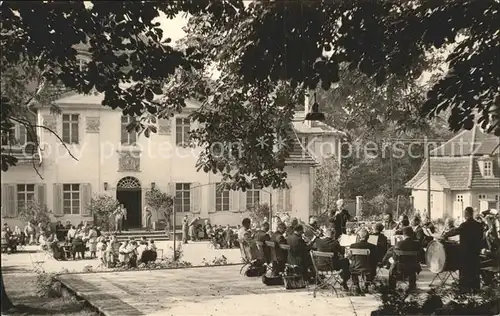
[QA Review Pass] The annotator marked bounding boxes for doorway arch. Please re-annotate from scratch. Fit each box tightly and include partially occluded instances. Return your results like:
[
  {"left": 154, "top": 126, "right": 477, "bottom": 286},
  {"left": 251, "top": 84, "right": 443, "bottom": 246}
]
[{"left": 116, "top": 177, "right": 142, "bottom": 229}]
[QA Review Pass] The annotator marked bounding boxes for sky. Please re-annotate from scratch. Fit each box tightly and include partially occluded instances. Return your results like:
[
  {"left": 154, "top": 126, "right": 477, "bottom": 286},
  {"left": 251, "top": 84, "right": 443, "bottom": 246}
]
[{"left": 154, "top": 13, "right": 189, "bottom": 43}]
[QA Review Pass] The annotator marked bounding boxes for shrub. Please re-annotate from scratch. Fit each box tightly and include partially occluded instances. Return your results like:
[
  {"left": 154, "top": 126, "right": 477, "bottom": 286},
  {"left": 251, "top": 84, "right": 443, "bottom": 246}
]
[
  {"left": 247, "top": 203, "right": 270, "bottom": 225},
  {"left": 88, "top": 194, "right": 119, "bottom": 231},
  {"left": 145, "top": 188, "right": 173, "bottom": 226},
  {"left": 33, "top": 272, "right": 61, "bottom": 298},
  {"left": 17, "top": 200, "right": 51, "bottom": 225},
  {"left": 202, "top": 255, "right": 228, "bottom": 266}
]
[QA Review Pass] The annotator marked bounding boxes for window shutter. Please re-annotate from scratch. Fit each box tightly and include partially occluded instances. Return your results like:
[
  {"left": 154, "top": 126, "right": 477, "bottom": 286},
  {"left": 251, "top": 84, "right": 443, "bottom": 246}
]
[
  {"left": 36, "top": 184, "right": 46, "bottom": 207},
  {"left": 80, "top": 183, "right": 92, "bottom": 217},
  {"left": 239, "top": 191, "right": 247, "bottom": 212},
  {"left": 190, "top": 182, "right": 201, "bottom": 214},
  {"left": 284, "top": 183, "right": 292, "bottom": 213},
  {"left": 208, "top": 184, "right": 216, "bottom": 213},
  {"left": 276, "top": 188, "right": 284, "bottom": 212},
  {"left": 230, "top": 190, "right": 240, "bottom": 213},
  {"left": 53, "top": 183, "right": 63, "bottom": 215},
  {"left": 167, "top": 182, "right": 175, "bottom": 197},
  {"left": 158, "top": 119, "right": 171, "bottom": 135},
  {"left": 2, "top": 184, "right": 17, "bottom": 218}
]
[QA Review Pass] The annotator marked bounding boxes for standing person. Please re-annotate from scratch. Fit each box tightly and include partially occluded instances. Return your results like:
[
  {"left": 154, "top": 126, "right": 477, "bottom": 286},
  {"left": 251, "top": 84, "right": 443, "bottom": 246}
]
[
  {"left": 443, "top": 207, "right": 484, "bottom": 292},
  {"left": 182, "top": 215, "right": 189, "bottom": 244},
  {"left": 114, "top": 205, "right": 123, "bottom": 234},
  {"left": 121, "top": 204, "right": 128, "bottom": 231},
  {"left": 189, "top": 217, "right": 199, "bottom": 241},
  {"left": 86, "top": 226, "right": 98, "bottom": 259},
  {"left": 144, "top": 207, "right": 152, "bottom": 232},
  {"left": 332, "top": 199, "right": 352, "bottom": 239}
]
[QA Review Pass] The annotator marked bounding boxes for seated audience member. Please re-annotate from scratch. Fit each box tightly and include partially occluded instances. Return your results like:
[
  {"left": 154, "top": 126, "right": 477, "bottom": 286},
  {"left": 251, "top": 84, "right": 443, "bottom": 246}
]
[
  {"left": 49, "top": 239, "right": 66, "bottom": 260},
  {"left": 136, "top": 240, "right": 148, "bottom": 263},
  {"left": 118, "top": 240, "right": 130, "bottom": 264},
  {"left": 383, "top": 212, "right": 398, "bottom": 230},
  {"left": 13, "top": 226, "right": 25, "bottom": 246},
  {"left": 383, "top": 226, "right": 421, "bottom": 290},
  {"left": 349, "top": 228, "right": 379, "bottom": 293},
  {"left": 286, "top": 225, "right": 313, "bottom": 280},
  {"left": 24, "top": 222, "right": 36, "bottom": 245},
  {"left": 224, "top": 225, "right": 234, "bottom": 248},
  {"left": 370, "top": 223, "right": 389, "bottom": 263},
  {"left": 55, "top": 221, "right": 65, "bottom": 241},
  {"left": 254, "top": 222, "right": 271, "bottom": 243},
  {"left": 142, "top": 239, "right": 158, "bottom": 263},
  {"left": 127, "top": 241, "right": 139, "bottom": 268},
  {"left": 67, "top": 226, "right": 77, "bottom": 242},
  {"left": 314, "top": 228, "right": 350, "bottom": 290}
]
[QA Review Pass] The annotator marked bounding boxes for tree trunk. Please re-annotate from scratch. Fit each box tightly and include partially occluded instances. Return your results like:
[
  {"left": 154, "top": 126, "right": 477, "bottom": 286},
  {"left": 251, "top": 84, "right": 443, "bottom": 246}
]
[{"left": 1, "top": 272, "right": 14, "bottom": 312}]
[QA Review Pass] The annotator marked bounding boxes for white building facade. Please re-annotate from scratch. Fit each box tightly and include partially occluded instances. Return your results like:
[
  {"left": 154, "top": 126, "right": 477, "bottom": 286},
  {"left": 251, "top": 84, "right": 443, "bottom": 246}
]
[{"left": 1, "top": 91, "right": 344, "bottom": 229}]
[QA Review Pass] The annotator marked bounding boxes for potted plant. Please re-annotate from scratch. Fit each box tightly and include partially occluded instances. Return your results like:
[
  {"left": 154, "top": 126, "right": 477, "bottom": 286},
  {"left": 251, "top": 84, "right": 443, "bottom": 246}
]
[
  {"left": 145, "top": 188, "right": 173, "bottom": 231},
  {"left": 88, "top": 194, "right": 119, "bottom": 232}
]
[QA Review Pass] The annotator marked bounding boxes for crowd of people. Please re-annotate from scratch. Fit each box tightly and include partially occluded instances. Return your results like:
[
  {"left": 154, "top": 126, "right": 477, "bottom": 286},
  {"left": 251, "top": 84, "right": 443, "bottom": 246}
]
[
  {"left": 0, "top": 220, "right": 159, "bottom": 268},
  {"left": 237, "top": 199, "right": 500, "bottom": 294}
]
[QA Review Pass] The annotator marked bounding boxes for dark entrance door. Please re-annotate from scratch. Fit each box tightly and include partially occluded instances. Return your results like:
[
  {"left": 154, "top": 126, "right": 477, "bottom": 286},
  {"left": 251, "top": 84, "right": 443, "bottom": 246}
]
[{"left": 116, "top": 177, "right": 142, "bottom": 229}]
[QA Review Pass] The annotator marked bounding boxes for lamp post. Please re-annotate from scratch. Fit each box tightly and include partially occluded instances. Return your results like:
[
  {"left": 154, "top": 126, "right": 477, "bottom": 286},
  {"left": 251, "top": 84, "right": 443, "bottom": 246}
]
[{"left": 171, "top": 183, "right": 273, "bottom": 260}]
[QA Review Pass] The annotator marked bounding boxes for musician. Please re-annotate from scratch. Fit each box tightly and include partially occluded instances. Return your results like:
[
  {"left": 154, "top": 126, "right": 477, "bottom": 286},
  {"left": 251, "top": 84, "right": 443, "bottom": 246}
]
[
  {"left": 254, "top": 222, "right": 271, "bottom": 243},
  {"left": 422, "top": 215, "right": 436, "bottom": 233},
  {"left": 349, "top": 229, "right": 379, "bottom": 293},
  {"left": 411, "top": 217, "right": 427, "bottom": 248},
  {"left": 286, "top": 225, "right": 313, "bottom": 280},
  {"left": 304, "top": 217, "right": 320, "bottom": 243},
  {"left": 395, "top": 215, "right": 410, "bottom": 235},
  {"left": 271, "top": 222, "right": 287, "bottom": 244},
  {"left": 383, "top": 226, "right": 421, "bottom": 290},
  {"left": 314, "top": 228, "right": 349, "bottom": 290},
  {"left": 238, "top": 218, "right": 253, "bottom": 241},
  {"left": 370, "top": 223, "right": 389, "bottom": 263},
  {"left": 332, "top": 199, "right": 352, "bottom": 239},
  {"left": 383, "top": 212, "right": 398, "bottom": 231},
  {"left": 443, "top": 207, "right": 484, "bottom": 292},
  {"left": 285, "top": 217, "right": 299, "bottom": 237}
]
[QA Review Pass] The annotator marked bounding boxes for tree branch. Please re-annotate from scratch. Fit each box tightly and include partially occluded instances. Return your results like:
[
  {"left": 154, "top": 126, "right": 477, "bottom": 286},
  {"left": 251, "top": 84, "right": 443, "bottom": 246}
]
[{"left": 6, "top": 115, "right": 79, "bottom": 161}]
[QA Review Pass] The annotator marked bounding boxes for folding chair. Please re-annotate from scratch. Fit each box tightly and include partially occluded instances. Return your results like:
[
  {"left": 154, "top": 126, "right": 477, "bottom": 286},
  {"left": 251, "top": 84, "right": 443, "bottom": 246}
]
[
  {"left": 30, "top": 252, "right": 46, "bottom": 273},
  {"left": 310, "top": 250, "right": 343, "bottom": 298},
  {"left": 239, "top": 240, "right": 257, "bottom": 274},
  {"left": 347, "top": 248, "right": 373, "bottom": 289},
  {"left": 393, "top": 249, "right": 420, "bottom": 287}
]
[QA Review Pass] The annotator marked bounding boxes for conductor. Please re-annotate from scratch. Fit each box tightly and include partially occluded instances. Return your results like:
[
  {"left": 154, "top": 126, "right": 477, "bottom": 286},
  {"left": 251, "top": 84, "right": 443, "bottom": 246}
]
[{"left": 443, "top": 207, "right": 484, "bottom": 292}]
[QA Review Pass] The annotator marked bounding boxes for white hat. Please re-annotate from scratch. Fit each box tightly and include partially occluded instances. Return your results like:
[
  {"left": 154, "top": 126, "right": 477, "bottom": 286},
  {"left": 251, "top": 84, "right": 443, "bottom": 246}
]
[{"left": 490, "top": 209, "right": 498, "bottom": 215}]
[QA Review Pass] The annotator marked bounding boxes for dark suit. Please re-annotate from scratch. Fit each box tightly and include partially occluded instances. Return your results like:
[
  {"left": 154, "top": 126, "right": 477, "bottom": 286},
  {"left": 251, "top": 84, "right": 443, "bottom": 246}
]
[
  {"left": 383, "top": 238, "right": 421, "bottom": 289},
  {"left": 349, "top": 240, "right": 379, "bottom": 286},
  {"left": 314, "top": 237, "right": 350, "bottom": 282},
  {"left": 333, "top": 209, "right": 352, "bottom": 239},
  {"left": 413, "top": 226, "right": 428, "bottom": 252},
  {"left": 286, "top": 232, "right": 312, "bottom": 277},
  {"left": 370, "top": 233, "right": 388, "bottom": 263},
  {"left": 254, "top": 230, "right": 270, "bottom": 243},
  {"left": 269, "top": 231, "right": 287, "bottom": 274},
  {"left": 384, "top": 220, "right": 398, "bottom": 231},
  {"left": 444, "top": 218, "right": 484, "bottom": 291},
  {"left": 271, "top": 231, "right": 286, "bottom": 244}
]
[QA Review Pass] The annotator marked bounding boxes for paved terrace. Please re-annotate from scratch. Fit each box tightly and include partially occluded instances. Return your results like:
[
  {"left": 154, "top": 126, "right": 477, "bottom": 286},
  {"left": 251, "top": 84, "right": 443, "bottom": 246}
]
[{"left": 56, "top": 265, "right": 441, "bottom": 316}]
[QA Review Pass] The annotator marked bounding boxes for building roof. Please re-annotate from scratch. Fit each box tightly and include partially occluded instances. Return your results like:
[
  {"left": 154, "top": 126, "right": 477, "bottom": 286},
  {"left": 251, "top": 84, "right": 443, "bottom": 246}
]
[
  {"left": 430, "top": 125, "right": 499, "bottom": 156},
  {"left": 407, "top": 126, "right": 500, "bottom": 190},
  {"left": 285, "top": 134, "right": 318, "bottom": 166},
  {"left": 405, "top": 156, "right": 472, "bottom": 190}
]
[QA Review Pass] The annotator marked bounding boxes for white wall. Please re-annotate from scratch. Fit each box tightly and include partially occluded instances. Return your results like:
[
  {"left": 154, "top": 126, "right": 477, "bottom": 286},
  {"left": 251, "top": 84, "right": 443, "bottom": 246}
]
[{"left": 2, "top": 104, "right": 318, "bottom": 228}]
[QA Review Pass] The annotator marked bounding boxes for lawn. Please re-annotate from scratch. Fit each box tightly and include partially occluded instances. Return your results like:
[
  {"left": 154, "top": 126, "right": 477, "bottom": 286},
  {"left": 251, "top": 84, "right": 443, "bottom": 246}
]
[{"left": 2, "top": 272, "right": 98, "bottom": 316}]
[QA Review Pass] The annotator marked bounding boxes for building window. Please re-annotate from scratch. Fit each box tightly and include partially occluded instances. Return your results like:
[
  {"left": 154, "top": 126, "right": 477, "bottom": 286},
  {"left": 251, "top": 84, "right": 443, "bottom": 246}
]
[
  {"left": 215, "top": 183, "right": 230, "bottom": 212},
  {"left": 1, "top": 124, "right": 34, "bottom": 146},
  {"left": 174, "top": 183, "right": 191, "bottom": 212},
  {"left": 121, "top": 116, "right": 137, "bottom": 145},
  {"left": 63, "top": 184, "right": 80, "bottom": 215},
  {"left": 62, "top": 114, "right": 79, "bottom": 144},
  {"left": 484, "top": 161, "right": 493, "bottom": 177},
  {"left": 457, "top": 195, "right": 463, "bottom": 202},
  {"left": 478, "top": 194, "right": 487, "bottom": 200},
  {"left": 17, "top": 184, "right": 35, "bottom": 209},
  {"left": 77, "top": 57, "right": 89, "bottom": 71},
  {"left": 246, "top": 182, "right": 261, "bottom": 208},
  {"left": 175, "top": 118, "right": 190, "bottom": 146}
]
